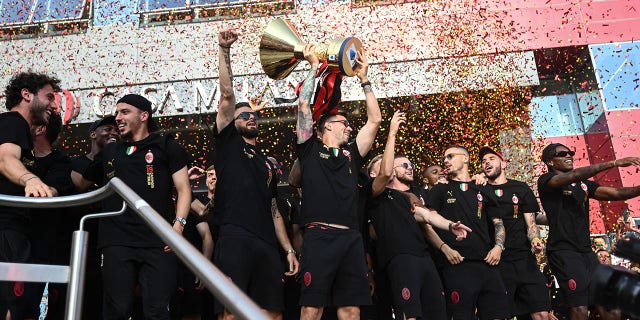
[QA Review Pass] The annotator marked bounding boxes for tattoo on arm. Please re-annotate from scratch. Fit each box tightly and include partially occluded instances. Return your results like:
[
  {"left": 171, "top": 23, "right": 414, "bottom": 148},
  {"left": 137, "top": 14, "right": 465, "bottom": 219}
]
[
  {"left": 524, "top": 212, "right": 540, "bottom": 241},
  {"left": 300, "top": 68, "right": 315, "bottom": 103},
  {"left": 222, "top": 50, "right": 233, "bottom": 82},
  {"left": 271, "top": 198, "right": 279, "bottom": 219},
  {"left": 362, "top": 84, "right": 372, "bottom": 94},
  {"left": 297, "top": 68, "right": 316, "bottom": 143},
  {"left": 493, "top": 218, "right": 505, "bottom": 246}
]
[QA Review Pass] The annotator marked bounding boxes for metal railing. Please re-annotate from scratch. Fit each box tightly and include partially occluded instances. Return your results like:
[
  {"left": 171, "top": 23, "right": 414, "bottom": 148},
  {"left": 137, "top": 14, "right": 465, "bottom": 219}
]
[{"left": 0, "top": 177, "right": 268, "bottom": 320}]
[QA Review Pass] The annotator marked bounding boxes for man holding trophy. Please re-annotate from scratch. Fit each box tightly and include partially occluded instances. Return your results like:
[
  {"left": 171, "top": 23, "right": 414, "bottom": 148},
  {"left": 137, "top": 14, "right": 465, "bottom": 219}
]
[{"left": 294, "top": 42, "right": 382, "bottom": 319}]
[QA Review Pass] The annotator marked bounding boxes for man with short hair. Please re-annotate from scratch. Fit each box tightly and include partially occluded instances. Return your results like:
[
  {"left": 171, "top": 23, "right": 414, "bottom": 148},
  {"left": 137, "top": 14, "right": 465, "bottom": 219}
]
[
  {"left": 480, "top": 146, "right": 550, "bottom": 320},
  {"left": 424, "top": 145, "right": 512, "bottom": 319},
  {"left": 82, "top": 93, "right": 191, "bottom": 320},
  {"left": 0, "top": 72, "right": 60, "bottom": 319},
  {"left": 212, "top": 29, "right": 299, "bottom": 320},
  {"left": 421, "top": 164, "right": 446, "bottom": 191},
  {"left": 296, "top": 43, "right": 382, "bottom": 320},
  {"left": 70, "top": 115, "right": 119, "bottom": 190},
  {"left": 537, "top": 143, "right": 640, "bottom": 320},
  {"left": 368, "top": 111, "right": 470, "bottom": 320}
]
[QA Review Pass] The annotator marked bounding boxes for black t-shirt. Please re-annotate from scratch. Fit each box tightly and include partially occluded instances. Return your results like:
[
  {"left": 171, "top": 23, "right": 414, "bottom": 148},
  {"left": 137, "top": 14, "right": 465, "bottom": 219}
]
[
  {"left": 83, "top": 133, "right": 188, "bottom": 248},
  {"left": 425, "top": 180, "right": 498, "bottom": 263},
  {"left": 296, "top": 138, "right": 365, "bottom": 228},
  {"left": 367, "top": 185, "right": 429, "bottom": 268},
  {"left": 34, "top": 149, "right": 74, "bottom": 196},
  {"left": 485, "top": 179, "right": 539, "bottom": 261},
  {"left": 0, "top": 112, "right": 36, "bottom": 232},
  {"left": 213, "top": 124, "right": 277, "bottom": 246},
  {"left": 537, "top": 172, "right": 599, "bottom": 253},
  {"left": 70, "top": 154, "right": 91, "bottom": 175}
]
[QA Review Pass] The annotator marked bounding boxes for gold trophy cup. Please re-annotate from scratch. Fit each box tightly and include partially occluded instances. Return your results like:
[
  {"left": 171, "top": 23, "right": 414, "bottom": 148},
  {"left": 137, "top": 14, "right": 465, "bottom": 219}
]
[{"left": 259, "top": 18, "right": 363, "bottom": 80}]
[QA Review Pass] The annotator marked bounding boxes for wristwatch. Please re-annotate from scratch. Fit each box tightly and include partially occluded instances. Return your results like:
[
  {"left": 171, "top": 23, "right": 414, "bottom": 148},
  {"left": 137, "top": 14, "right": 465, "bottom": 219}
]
[
  {"left": 495, "top": 243, "right": 505, "bottom": 251},
  {"left": 173, "top": 217, "right": 187, "bottom": 227}
]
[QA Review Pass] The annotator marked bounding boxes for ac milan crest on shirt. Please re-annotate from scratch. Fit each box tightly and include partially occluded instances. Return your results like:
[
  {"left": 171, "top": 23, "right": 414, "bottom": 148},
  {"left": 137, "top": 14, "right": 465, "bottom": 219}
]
[
  {"left": 145, "top": 150, "right": 154, "bottom": 164},
  {"left": 511, "top": 194, "right": 519, "bottom": 204},
  {"left": 342, "top": 149, "right": 351, "bottom": 161}
]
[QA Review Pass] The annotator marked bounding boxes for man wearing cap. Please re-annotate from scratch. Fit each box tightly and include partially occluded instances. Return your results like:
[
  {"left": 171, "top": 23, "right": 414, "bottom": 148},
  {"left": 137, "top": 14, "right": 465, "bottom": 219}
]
[
  {"left": 0, "top": 72, "right": 60, "bottom": 319},
  {"left": 82, "top": 93, "right": 191, "bottom": 320},
  {"left": 212, "top": 29, "right": 299, "bottom": 320},
  {"left": 70, "top": 115, "right": 119, "bottom": 190},
  {"left": 423, "top": 144, "right": 512, "bottom": 320},
  {"left": 538, "top": 143, "right": 640, "bottom": 320},
  {"left": 480, "top": 146, "right": 550, "bottom": 320}
]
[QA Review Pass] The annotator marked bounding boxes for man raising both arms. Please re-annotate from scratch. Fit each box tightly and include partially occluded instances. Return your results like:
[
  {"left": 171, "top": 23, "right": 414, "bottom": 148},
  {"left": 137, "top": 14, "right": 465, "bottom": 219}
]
[{"left": 295, "top": 43, "right": 382, "bottom": 320}]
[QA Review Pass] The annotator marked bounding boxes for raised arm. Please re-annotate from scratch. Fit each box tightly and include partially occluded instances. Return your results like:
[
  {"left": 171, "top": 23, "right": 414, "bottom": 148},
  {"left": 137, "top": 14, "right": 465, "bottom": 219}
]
[
  {"left": 0, "top": 142, "right": 52, "bottom": 197},
  {"left": 371, "top": 111, "right": 405, "bottom": 197},
  {"left": 546, "top": 157, "right": 640, "bottom": 188},
  {"left": 354, "top": 50, "right": 382, "bottom": 157},
  {"left": 297, "top": 44, "right": 319, "bottom": 144},
  {"left": 215, "top": 29, "right": 239, "bottom": 132},
  {"left": 171, "top": 167, "right": 192, "bottom": 234}
]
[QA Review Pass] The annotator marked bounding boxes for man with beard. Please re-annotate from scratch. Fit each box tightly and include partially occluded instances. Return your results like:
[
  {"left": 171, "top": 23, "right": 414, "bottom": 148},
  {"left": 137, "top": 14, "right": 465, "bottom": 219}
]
[
  {"left": 295, "top": 43, "right": 382, "bottom": 320},
  {"left": 367, "top": 111, "right": 470, "bottom": 320},
  {"left": 0, "top": 72, "right": 59, "bottom": 319},
  {"left": 212, "top": 29, "right": 299, "bottom": 320},
  {"left": 81, "top": 93, "right": 191, "bottom": 320},
  {"left": 538, "top": 143, "right": 640, "bottom": 320},
  {"left": 70, "top": 115, "right": 119, "bottom": 190},
  {"left": 480, "top": 146, "right": 550, "bottom": 320},
  {"left": 424, "top": 145, "right": 512, "bottom": 320}
]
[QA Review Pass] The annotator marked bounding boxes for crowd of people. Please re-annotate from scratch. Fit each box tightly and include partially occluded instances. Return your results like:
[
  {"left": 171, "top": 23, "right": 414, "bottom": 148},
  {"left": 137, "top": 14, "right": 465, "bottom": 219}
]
[{"left": 1, "top": 28, "right": 640, "bottom": 320}]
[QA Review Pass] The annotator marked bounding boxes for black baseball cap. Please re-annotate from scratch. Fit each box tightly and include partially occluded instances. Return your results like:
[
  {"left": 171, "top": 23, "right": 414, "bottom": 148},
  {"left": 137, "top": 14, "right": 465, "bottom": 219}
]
[
  {"left": 89, "top": 115, "right": 116, "bottom": 133},
  {"left": 116, "top": 94, "right": 159, "bottom": 132},
  {"left": 479, "top": 146, "right": 504, "bottom": 161}
]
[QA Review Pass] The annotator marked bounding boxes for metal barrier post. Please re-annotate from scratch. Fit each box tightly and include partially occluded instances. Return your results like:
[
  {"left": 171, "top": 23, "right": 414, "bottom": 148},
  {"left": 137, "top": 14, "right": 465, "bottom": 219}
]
[{"left": 64, "top": 230, "right": 88, "bottom": 320}]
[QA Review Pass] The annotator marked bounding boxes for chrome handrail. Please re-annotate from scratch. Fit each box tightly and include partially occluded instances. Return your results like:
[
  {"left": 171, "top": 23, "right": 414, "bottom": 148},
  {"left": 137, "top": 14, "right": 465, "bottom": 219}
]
[{"left": 0, "top": 177, "right": 268, "bottom": 320}]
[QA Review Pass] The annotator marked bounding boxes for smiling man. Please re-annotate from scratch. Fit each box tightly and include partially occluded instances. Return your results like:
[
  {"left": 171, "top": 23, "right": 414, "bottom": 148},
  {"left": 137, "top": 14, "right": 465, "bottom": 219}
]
[
  {"left": 0, "top": 72, "right": 60, "bottom": 320},
  {"left": 81, "top": 93, "right": 191, "bottom": 320},
  {"left": 211, "top": 29, "right": 299, "bottom": 320},
  {"left": 480, "top": 146, "right": 550, "bottom": 320},
  {"left": 538, "top": 143, "right": 640, "bottom": 320}
]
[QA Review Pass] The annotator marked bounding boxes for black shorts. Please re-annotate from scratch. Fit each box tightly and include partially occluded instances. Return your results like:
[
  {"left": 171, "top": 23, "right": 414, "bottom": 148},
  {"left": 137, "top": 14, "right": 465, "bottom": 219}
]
[
  {"left": 0, "top": 230, "right": 40, "bottom": 320},
  {"left": 299, "top": 227, "right": 371, "bottom": 307},
  {"left": 385, "top": 254, "right": 446, "bottom": 320},
  {"left": 440, "top": 261, "right": 513, "bottom": 320},
  {"left": 101, "top": 246, "right": 178, "bottom": 320},
  {"left": 500, "top": 255, "right": 551, "bottom": 314},
  {"left": 213, "top": 226, "right": 284, "bottom": 313},
  {"left": 547, "top": 250, "right": 599, "bottom": 308}
]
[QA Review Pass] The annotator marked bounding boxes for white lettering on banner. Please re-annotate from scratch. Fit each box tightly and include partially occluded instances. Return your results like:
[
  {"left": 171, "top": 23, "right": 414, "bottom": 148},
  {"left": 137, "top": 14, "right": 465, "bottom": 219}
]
[{"left": 193, "top": 82, "right": 218, "bottom": 113}]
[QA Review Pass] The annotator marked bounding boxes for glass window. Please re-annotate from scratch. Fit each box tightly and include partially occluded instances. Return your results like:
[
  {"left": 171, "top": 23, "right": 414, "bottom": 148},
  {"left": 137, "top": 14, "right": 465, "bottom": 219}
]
[
  {"left": 589, "top": 42, "right": 640, "bottom": 111},
  {"left": 0, "top": 0, "right": 35, "bottom": 24},
  {"left": 138, "top": 0, "right": 188, "bottom": 11}
]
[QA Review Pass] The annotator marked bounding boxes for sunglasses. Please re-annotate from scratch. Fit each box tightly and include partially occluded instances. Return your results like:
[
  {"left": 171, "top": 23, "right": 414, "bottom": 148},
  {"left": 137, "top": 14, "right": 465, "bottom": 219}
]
[
  {"left": 553, "top": 150, "right": 575, "bottom": 158},
  {"left": 234, "top": 112, "right": 259, "bottom": 121},
  {"left": 394, "top": 162, "right": 414, "bottom": 170},
  {"left": 328, "top": 119, "right": 350, "bottom": 127},
  {"left": 442, "top": 153, "right": 466, "bottom": 162}
]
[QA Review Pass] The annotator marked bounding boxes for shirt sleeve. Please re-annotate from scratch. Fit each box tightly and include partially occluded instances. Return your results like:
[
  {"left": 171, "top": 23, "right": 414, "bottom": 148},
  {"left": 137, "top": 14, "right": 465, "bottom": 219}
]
[
  {"left": 0, "top": 115, "right": 31, "bottom": 149},
  {"left": 424, "top": 184, "right": 445, "bottom": 211},
  {"left": 82, "top": 152, "right": 104, "bottom": 186},
  {"left": 166, "top": 138, "right": 189, "bottom": 175},
  {"left": 296, "top": 136, "right": 315, "bottom": 161}
]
